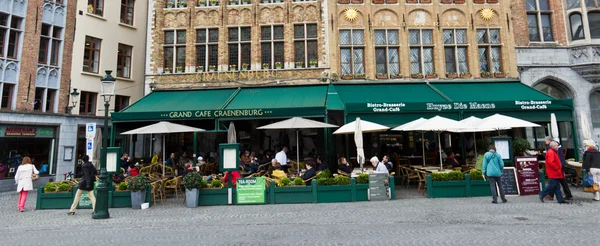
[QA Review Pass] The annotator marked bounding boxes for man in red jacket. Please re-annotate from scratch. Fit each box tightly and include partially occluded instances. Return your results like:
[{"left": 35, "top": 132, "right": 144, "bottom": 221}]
[{"left": 539, "top": 142, "right": 569, "bottom": 204}]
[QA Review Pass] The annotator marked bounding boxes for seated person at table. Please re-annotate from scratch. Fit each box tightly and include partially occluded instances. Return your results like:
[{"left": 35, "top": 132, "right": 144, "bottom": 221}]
[
  {"left": 221, "top": 170, "right": 241, "bottom": 187},
  {"left": 165, "top": 153, "right": 176, "bottom": 167},
  {"left": 301, "top": 161, "right": 317, "bottom": 185},
  {"left": 240, "top": 150, "right": 252, "bottom": 164},
  {"left": 445, "top": 151, "right": 460, "bottom": 168},
  {"left": 381, "top": 155, "right": 393, "bottom": 171},
  {"left": 316, "top": 156, "right": 328, "bottom": 171},
  {"left": 338, "top": 157, "right": 351, "bottom": 173},
  {"left": 128, "top": 163, "right": 139, "bottom": 177},
  {"left": 151, "top": 152, "right": 162, "bottom": 164},
  {"left": 267, "top": 159, "right": 282, "bottom": 176},
  {"left": 120, "top": 153, "right": 129, "bottom": 171},
  {"left": 371, "top": 156, "right": 388, "bottom": 174},
  {"left": 259, "top": 152, "right": 273, "bottom": 164}
]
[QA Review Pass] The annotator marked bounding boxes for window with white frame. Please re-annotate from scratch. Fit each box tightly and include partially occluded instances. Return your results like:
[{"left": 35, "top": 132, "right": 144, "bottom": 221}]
[
  {"left": 228, "top": 27, "right": 251, "bottom": 70},
  {"left": 339, "top": 29, "right": 365, "bottom": 75},
  {"left": 261, "top": 0, "right": 284, "bottom": 3},
  {"left": 164, "top": 30, "right": 186, "bottom": 72},
  {"left": 294, "top": 23, "right": 318, "bottom": 68},
  {"left": 166, "top": 0, "right": 187, "bottom": 8},
  {"left": 0, "top": 13, "right": 23, "bottom": 59},
  {"left": 443, "top": 29, "right": 468, "bottom": 75},
  {"left": 83, "top": 36, "right": 101, "bottom": 73},
  {"left": 261, "top": 25, "right": 284, "bottom": 69},
  {"left": 527, "top": 0, "right": 553, "bottom": 42},
  {"left": 38, "top": 23, "right": 63, "bottom": 66},
  {"left": 409, "top": 29, "right": 434, "bottom": 75},
  {"left": 477, "top": 28, "right": 502, "bottom": 73},
  {"left": 117, "top": 44, "right": 132, "bottom": 78},
  {"left": 33, "top": 87, "right": 56, "bottom": 112},
  {"left": 374, "top": 29, "right": 399, "bottom": 77},
  {"left": 195, "top": 28, "right": 219, "bottom": 72}
]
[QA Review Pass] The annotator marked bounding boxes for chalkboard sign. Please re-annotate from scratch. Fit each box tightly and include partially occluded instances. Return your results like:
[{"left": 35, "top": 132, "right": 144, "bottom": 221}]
[
  {"left": 369, "top": 173, "right": 389, "bottom": 201},
  {"left": 498, "top": 167, "right": 520, "bottom": 196}
]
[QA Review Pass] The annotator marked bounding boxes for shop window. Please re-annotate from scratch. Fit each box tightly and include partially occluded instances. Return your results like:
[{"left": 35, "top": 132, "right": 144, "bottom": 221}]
[
  {"left": 38, "top": 23, "right": 62, "bottom": 66},
  {"left": 228, "top": 27, "right": 251, "bottom": 70},
  {"left": 589, "top": 12, "right": 600, "bottom": 39},
  {"left": 114, "top": 95, "right": 130, "bottom": 112},
  {"left": 374, "top": 29, "right": 400, "bottom": 78},
  {"left": 87, "top": 0, "right": 104, "bottom": 16},
  {"left": 0, "top": 14, "right": 23, "bottom": 59},
  {"left": 79, "top": 91, "right": 97, "bottom": 115},
  {"left": 409, "top": 29, "right": 434, "bottom": 76},
  {"left": 443, "top": 29, "right": 468, "bottom": 75},
  {"left": 83, "top": 36, "right": 101, "bottom": 73},
  {"left": 527, "top": 0, "right": 553, "bottom": 42},
  {"left": 339, "top": 29, "right": 365, "bottom": 77},
  {"left": 164, "top": 30, "right": 186, "bottom": 72},
  {"left": 570, "top": 13, "right": 585, "bottom": 40},
  {"left": 294, "top": 23, "right": 318, "bottom": 69},
  {"left": 477, "top": 28, "right": 502, "bottom": 74},
  {"left": 117, "top": 43, "right": 132, "bottom": 78},
  {"left": 46, "top": 89, "right": 56, "bottom": 112},
  {"left": 34, "top": 88, "right": 44, "bottom": 111},
  {"left": 1, "top": 83, "right": 14, "bottom": 109},
  {"left": 195, "top": 28, "right": 218, "bottom": 72},
  {"left": 120, "top": 0, "right": 135, "bottom": 25},
  {"left": 261, "top": 25, "right": 284, "bottom": 69}
]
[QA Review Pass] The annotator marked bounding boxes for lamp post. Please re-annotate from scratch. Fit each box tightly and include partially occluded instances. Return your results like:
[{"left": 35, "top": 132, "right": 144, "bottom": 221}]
[
  {"left": 67, "top": 88, "right": 80, "bottom": 114},
  {"left": 92, "top": 70, "right": 115, "bottom": 219}
]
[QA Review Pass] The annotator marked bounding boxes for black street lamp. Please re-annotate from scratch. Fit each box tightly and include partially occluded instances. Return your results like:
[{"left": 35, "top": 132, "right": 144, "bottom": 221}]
[
  {"left": 92, "top": 70, "right": 115, "bottom": 219},
  {"left": 67, "top": 88, "right": 80, "bottom": 114}
]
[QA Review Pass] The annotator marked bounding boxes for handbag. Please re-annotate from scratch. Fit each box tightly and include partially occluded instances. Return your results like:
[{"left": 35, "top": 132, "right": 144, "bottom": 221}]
[
  {"left": 584, "top": 174, "right": 595, "bottom": 187},
  {"left": 583, "top": 183, "right": 599, "bottom": 193},
  {"left": 31, "top": 173, "right": 39, "bottom": 181}
]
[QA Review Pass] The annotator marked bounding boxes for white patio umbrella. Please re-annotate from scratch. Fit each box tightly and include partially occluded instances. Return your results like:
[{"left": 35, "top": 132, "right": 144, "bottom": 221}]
[
  {"left": 121, "top": 121, "right": 205, "bottom": 176},
  {"left": 477, "top": 114, "right": 540, "bottom": 133},
  {"left": 333, "top": 118, "right": 389, "bottom": 172},
  {"left": 448, "top": 116, "right": 495, "bottom": 159},
  {"left": 392, "top": 118, "right": 427, "bottom": 166},
  {"left": 227, "top": 122, "right": 237, "bottom": 144},
  {"left": 257, "top": 117, "right": 338, "bottom": 173},
  {"left": 409, "top": 116, "right": 471, "bottom": 169},
  {"left": 550, "top": 113, "right": 559, "bottom": 140}
]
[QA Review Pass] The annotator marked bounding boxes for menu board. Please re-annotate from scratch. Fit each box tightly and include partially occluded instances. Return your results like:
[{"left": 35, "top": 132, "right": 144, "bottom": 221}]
[
  {"left": 369, "top": 173, "right": 389, "bottom": 201},
  {"left": 499, "top": 167, "right": 520, "bottom": 196},
  {"left": 515, "top": 156, "right": 541, "bottom": 195},
  {"left": 236, "top": 178, "right": 266, "bottom": 204}
]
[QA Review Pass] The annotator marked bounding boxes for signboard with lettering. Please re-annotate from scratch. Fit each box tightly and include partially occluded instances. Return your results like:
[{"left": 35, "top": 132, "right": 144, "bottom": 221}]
[
  {"left": 86, "top": 123, "right": 96, "bottom": 138},
  {"left": 345, "top": 100, "right": 573, "bottom": 114},
  {"left": 0, "top": 126, "right": 54, "bottom": 138},
  {"left": 236, "top": 178, "right": 266, "bottom": 204},
  {"left": 515, "top": 156, "right": 541, "bottom": 195},
  {"left": 498, "top": 167, "right": 520, "bottom": 196},
  {"left": 369, "top": 173, "right": 389, "bottom": 201}
]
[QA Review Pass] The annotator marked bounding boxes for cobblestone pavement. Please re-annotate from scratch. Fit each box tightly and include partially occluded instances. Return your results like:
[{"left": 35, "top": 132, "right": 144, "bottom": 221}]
[{"left": 1, "top": 186, "right": 598, "bottom": 246}]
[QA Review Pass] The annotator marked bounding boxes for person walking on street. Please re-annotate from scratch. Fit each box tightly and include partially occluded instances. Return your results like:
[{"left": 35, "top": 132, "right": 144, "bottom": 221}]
[
  {"left": 582, "top": 139, "right": 600, "bottom": 201},
  {"left": 14, "top": 156, "right": 39, "bottom": 212},
  {"left": 68, "top": 155, "right": 97, "bottom": 215},
  {"left": 539, "top": 142, "right": 569, "bottom": 204},
  {"left": 482, "top": 145, "right": 507, "bottom": 204},
  {"left": 544, "top": 136, "right": 573, "bottom": 200}
]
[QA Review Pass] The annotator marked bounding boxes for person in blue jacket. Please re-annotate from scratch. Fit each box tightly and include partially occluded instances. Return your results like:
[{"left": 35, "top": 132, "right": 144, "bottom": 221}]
[{"left": 482, "top": 144, "right": 507, "bottom": 204}]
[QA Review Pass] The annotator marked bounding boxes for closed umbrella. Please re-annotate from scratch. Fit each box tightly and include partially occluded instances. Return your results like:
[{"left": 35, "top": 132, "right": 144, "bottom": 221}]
[
  {"left": 333, "top": 118, "right": 389, "bottom": 172},
  {"left": 227, "top": 122, "right": 237, "bottom": 144},
  {"left": 409, "top": 116, "right": 470, "bottom": 169},
  {"left": 92, "top": 128, "right": 102, "bottom": 169},
  {"left": 355, "top": 118, "right": 365, "bottom": 172},
  {"left": 550, "top": 113, "right": 559, "bottom": 140},
  {"left": 392, "top": 118, "right": 427, "bottom": 166}
]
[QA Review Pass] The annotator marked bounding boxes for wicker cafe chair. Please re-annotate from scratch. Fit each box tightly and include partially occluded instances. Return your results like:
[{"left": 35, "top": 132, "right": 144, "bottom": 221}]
[
  {"left": 404, "top": 167, "right": 420, "bottom": 188},
  {"left": 164, "top": 177, "right": 181, "bottom": 199},
  {"left": 303, "top": 171, "right": 322, "bottom": 184},
  {"left": 417, "top": 171, "right": 428, "bottom": 194},
  {"left": 139, "top": 166, "right": 152, "bottom": 176},
  {"left": 151, "top": 180, "right": 165, "bottom": 205},
  {"left": 337, "top": 169, "right": 351, "bottom": 177}
]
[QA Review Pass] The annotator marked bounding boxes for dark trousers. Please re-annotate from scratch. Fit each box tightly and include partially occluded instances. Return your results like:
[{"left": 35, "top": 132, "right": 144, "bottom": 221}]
[
  {"left": 547, "top": 176, "right": 572, "bottom": 198},
  {"left": 540, "top": 178, "right": 564, "bottom": 203},
  {"left": 488, "top": 176, "right": 506, "bottom": 202}
]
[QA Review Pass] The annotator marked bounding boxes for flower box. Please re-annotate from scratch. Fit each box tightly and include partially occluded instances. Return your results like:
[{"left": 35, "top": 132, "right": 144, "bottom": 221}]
[
  {"left": 420, "top": 0, "right": 431, "bottom": 3},
  {"left": 198, "top": 188, "right": 234, "bottom": 206},
  {"left": 317, "top": 185, "right": 353, "bottom": 203},
  {"left": 446, "top": 73, "right": 458, "bottom": 79},
  {"left": 411, "top": 74, "right": 424, "bottom": 79},
  {"left": 229, "top": 0, "right": 238, "bottom": 5},
  {"left": 197, "top": 1, "right": 206, "bottom": 6},
  {"left": 455, "top": 0, "right": 465, "bottom": 3},
  {"left": 272, "top": 186, "right": 313, "bottom": 204},
  {"left": 386, "top": 0, "right": 397, "bottom": 3},
  {"left": 441, "top": 0, "right": 452, "bottom": 3},
  {"left": 36, "top": 188, "right": 74, "bottom": 210},
  {"left": 474, "top": 0, "right": 485, "bottom": 3},
  {"left": 241, "top": 0, "right": 250, "bottom": 4},
  {"left": 469, "top": 180, "right": 492, "bottom": 197},
  {"left": 338, "top": 0, "right": 350, "bottom": 3},
  {"left": 460, "top": 73, "right": 472, "bottom": 78},
  {"left": 427, "top": 179, "right": 468, "bottom": 198},
  {"left": 376, "top": 74, "right": 388, "bottom": 79},
  {"left": 480, "top": 73, "right": 493, "bottom": 78},
  {"left": 390, "top": 74, "right": 402, "bottom": 79},
  {"left": 425, "top": 74, "right": 438, "bottom": 79},
  {"left": 406, "top": 0, "right": 418, "bottom": 3},
  {"left": 494, "top": 73, "right": 506, "bottom": 78},
  {"left": 354, "top": 74, "right": 366, "bottom": 79},
  {"left": 355, "top": 184, "right": 369, "bottom": 201},
  {"left": 487, "top": 0, "right": 498, "bottom": 3},
  {"left": 341, "top": 75, "right": 353, "bottom": 80},
  {"left": 373, "top": 0, "right": 384, "bottom": 3},
  {"left": 351, "top": 0, "right": 363, "bottom": 3}
]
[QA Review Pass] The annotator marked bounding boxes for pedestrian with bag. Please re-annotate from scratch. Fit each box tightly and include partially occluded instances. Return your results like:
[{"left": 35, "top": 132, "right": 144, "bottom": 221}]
[
  {"left": 68, "top": 155, "right": 96, "bottom": 215},
  {"left": 582, "top": 139, "right": 600, "bottom": 201},
  {"left": 543, "top": 136, "right": 573, "bottom": 200},
  {"left": 14, "top": 156, "right": 39, "bottom": 212},
  {"left": 539, "top": 141, "right": 569, "bottom": 204},
  {"left": 482, "top": 145, "right": 507, "bottom": 204}
]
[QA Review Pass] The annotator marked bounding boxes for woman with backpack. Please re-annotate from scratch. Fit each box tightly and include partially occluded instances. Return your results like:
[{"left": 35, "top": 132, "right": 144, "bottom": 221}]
[
  {"left": 14, "top": 156, "right": 39, "bottom": 212},
  {"left": 482, "top": 145, "right": 507, "bottom": 204}
]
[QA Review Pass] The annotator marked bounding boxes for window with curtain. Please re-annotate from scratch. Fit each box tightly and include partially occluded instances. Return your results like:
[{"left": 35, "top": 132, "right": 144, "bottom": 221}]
[
  {"left": 374, "top": 29, "right": 400, "bottom": 78},
  {"left": 477, "top": 28, "right": 502, "bottom": 73},
  {"left": 195, "top": 28, "right": 219, "bottom": 72},
  {"left": 339, "top": 29, "right": 365, "bottom": 76},
  {"left": 261, "top": 25, "right": 284, "bottom": 69},
  {"left": 117, "top": 44, "right": 132, "bottom": 78},
  {"left": 527, "top": 0, "right": 553, "bottom": 42},
  {"left": 409, "top": 29, "right": 434, "bottom": 75},
  {"left": 88, "top": 0, "right": 104, "bottom": 16},
  {"left": 443, "top": 29, "right": 468, "bottom": 75},
  {"left": 589, "top": 12, "right": 600, "bottom": 39},
  {"left": 570, "top": 13, "right": 585, "bottom": 40},
  {"left": 164, "top": 30, "right": 186, "bottom": 72},
  {"left": 228, "top": 27, "right": 251, "bottom": 69}
]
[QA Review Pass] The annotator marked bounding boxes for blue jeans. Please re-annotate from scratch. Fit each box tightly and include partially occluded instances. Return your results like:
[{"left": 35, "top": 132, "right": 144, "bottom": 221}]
[{"left": 539, "top": 179, "right": 564, "bottom": 203}]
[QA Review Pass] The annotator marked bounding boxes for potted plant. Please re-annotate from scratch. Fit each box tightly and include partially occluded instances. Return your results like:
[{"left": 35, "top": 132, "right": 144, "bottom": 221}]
[
  {"left": 275, "top": 62, "right": 283, "bottom": 69},
  {"left": 427, "top": 171, "right": 468, "bottom": 198},
  {"left": 44, "top": 182, "right": 58, "bottom": 193},
  {"left": 480, "top": 71, "right": 492, "bottom": 78},
  {"left": 338, "top": 0, "right": 350, "bottom": 3},
  {"left": 242, "top": 0, "right": 249, "bottom": 4},
  {"left": 295, "top": 61, "right": 303, "bottom": 68},
  {"left": 411, "top": 73, "right": 423, "bottom": 79},
  {"left": 129, "top": 175, "right": 148, "bottom": 209},
  {"left": 209, "top": 65, "right": 216, "bottom": 72},
  {"left": 460, "top": 72, "right": 472, "bottom": 78},
  {"left": 210, "top": 0, "right": 219, "bottom": 6},
  {"left": 341, "top": 74, "right": 353, "bottom": 80},
  {"left": 263, "top": 0, "right": 269, "bottom": 3},
  {"left": 513, "top": 138, "right": 531, "bottom": 156},
  {"left": 446, "top": 73, "right": 458, "bottom": 79},
  {"left": 164, "top": 67, "right": 172, "bottom": 74},
  {"left": 293, "top": 178, "right": 305, "bottom": 186},
  {"left": 117, "top": 182, "right": 129, "bottom": 192},
  {"left": 241, "top": 63, "right": 249, "bottom": 71},
  {"left": 425, "top": 73, "right": 437, "bottom": 79},
  {"left": 196, "top": 65, "right": 204, "bottom": 72},
  {"left": 176, "top": 66, "right": 184, "bottom": 73},
  {"left": 229, "top": 0, "right": 238, "bottom": 5},
  {"left": 354, "top": 73, "right": 366, "bottom": 79},
  {"left": 376, "top": 73, "right": 387, "bottom": 79},
  {"left": 198, "top": 0, "right": 206, "bottom": 6},
  {"left": 262, "top": 63, "right": 269, "bottom": 69},
  {"left": 390, "top": 73, "right": 402, "bottom": 79},
  {"left": 309, "top": 60, "right": 317, "bottom": 68},
  {"left": 57, "top": 183, "right": 71, "bottom": 193},
  {"left": 455, "top": 0, "right": 465, "bottom": 3},
  {"left": 494, "top": 72, "right": 506, "bottom": 78},
  {"left": 183, "top": 172, "right": 202, "bottom": 208},
  {"left": 474, "top": 0, "right": 485, "bottom": 3},
  {"left": 330, "top": 72, "right": 339, "bottom": 82},
  {"left": 278, "top": 177, "right": 292, "bottom": 187},
  {"left": 167, "top": 2, "right": 174, "bottom": 8},
  {"left": 229, "top": 64, "right": 237, "bottom": 71},
  {"left": 178, "top": 1, "right": 187, "bottom": 7}
]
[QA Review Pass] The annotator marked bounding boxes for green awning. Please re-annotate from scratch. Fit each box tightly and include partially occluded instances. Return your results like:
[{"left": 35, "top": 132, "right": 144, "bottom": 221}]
[
  {"left": 430, "top": 81, "right": 553, "bottom": 101},
  {"left": 111, "top": 89, "right": 237, "bottom": 122},
  {"left": 326, "top": 84, "right": 345, "bottom": 110},
  {"left": 335, "top": 83, "right": 448, "bottom": 104},
  {"left": 221, "top": 85, "right": 327, "bottom": 119}
]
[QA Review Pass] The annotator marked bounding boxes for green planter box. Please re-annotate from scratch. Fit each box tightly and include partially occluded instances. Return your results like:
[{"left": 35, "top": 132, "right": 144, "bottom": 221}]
[
  {"left": 273, "top": 186, "right": 313, "bottom": 204},
  {"left": 317, "top": 185, "right": 353, "bottom": 203},
  {"left": 36, "top": 189, "right": 74, "bottom": 210},
  {"left": 430, "top": 180, "right": 468, "bottom": 198},
  {"left": 111, "top": 190, "right": 132, "bottom": 207},
  {"left": 469, "top": 180, "right": 492, "bottom": 197},
  {"left": 198, "top": 188, "right": 235, "bottom": 206},
  {"left": 355, "top": 184, "right": 369, "bottom": 201}
]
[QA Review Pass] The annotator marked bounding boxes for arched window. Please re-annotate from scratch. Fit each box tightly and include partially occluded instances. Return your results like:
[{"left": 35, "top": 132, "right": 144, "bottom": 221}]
[
  {"left": 570, "top": 13, "right": 585, "bottom": 40},
  {"left": 533, "top": 81, "right": 571, "bottom": 99},
  {"left": 589, "top": 12, "right": 600, "bottom": 39},
  {"left": 590, "top": 91, "right": 600, "bottom": 127}
]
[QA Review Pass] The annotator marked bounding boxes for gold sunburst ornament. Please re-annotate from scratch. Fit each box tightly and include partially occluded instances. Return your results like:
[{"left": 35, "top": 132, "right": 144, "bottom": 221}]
[
  {"left": 480, "top": 8, "right": 495, "bottom": 21},
  {"left": 344, "top": 8, "right": 359, "bottom": 22}
]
